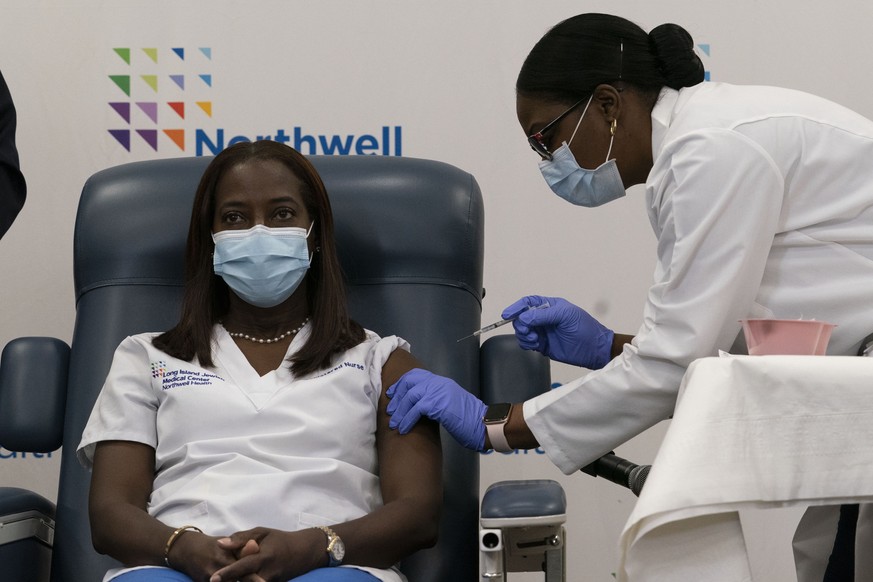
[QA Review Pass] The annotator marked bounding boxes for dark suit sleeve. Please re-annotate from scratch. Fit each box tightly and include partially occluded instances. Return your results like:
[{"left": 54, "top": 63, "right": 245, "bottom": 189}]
[{"left": 0, "top": 69, "right": 26, "bottom": 239}]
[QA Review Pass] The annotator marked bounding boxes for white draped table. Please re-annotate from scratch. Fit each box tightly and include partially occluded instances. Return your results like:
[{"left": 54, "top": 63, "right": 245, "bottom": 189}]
[{"left": 619, "top": 355, "right": 873, "bottom": 582}]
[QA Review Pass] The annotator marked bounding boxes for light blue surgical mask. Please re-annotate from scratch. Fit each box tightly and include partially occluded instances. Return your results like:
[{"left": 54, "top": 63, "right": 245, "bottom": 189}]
[
  {"left": 212, "top": 223, "right": 313, "bottom": 308},
  {"left": 538, "top": 96, "right": 626, "bottom": 207}
]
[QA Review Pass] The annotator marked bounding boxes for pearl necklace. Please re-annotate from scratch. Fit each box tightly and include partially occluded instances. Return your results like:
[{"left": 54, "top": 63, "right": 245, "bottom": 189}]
[{"left": 224, "top": 317, "right": 309, "bottom": 344}]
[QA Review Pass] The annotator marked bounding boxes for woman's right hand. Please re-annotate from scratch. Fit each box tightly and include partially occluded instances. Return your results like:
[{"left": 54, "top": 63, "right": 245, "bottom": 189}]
[
  {"left": 504, "top": 295, "right": 614, "bottom": 369},
  {"left": 208, "top": 527, "right": 326, "bottom": 582}
]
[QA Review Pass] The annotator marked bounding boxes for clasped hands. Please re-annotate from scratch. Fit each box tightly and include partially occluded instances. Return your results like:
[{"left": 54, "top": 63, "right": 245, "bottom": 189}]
[{"left": 173, "top": 526, "right": 325, "bottom": 582}]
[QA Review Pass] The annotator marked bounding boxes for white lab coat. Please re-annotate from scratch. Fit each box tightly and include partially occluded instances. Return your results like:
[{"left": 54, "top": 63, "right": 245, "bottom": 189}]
[
  {"left": 526, "top": 81, "right": 873, "bottom": 473},
  {"left": 523, "top": 82, "right": 873, "bottom": 577},
  {"left": 78, "top": 324, "right": 408, "bottom": 582}
]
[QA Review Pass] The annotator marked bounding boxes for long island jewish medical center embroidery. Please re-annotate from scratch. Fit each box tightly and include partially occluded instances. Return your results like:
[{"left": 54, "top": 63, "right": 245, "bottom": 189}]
[{"left": 152, "top": 366, "right": 225, "bottom": 391}]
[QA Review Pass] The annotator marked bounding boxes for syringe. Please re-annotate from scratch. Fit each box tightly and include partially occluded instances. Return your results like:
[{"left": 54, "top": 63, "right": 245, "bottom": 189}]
[{"left": 457, "top": 302, "right": 550, "bottom": 342}]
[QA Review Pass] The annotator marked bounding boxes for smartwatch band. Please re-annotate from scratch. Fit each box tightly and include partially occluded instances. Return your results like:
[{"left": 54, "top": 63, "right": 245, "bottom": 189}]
[
  {"left": 487, "top": 421, "right": 513, "bottom": 453},
  {"left": 485, "top": 403, "right": 514, "bottom": 453}
]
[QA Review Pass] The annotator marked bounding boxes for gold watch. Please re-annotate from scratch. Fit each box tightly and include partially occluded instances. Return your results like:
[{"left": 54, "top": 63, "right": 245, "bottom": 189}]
[{"left": 315, "top": 525, "right": 345, "bottom": 567}]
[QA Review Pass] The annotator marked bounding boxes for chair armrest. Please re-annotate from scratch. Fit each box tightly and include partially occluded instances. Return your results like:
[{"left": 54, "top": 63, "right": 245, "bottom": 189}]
[
  {"left": 0, "top": 337, "right": 70, "bottom": 452},
  {"left": 480, "top": 479, "right": 566, "bottom": 528},
  {"left": 0, "top": 487, "right": 56, "bottom": 545},
  {"left": 0, "top": 487, "right": 55, "bottom": 582}
]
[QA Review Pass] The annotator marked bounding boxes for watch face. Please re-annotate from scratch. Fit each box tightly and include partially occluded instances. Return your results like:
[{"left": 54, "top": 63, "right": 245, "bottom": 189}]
[
  {"left": 484, "top": 402, "right": 512, "bottom": 423},
  {"left": 331, "top": 538, "right": 346, "bottom": 561}
]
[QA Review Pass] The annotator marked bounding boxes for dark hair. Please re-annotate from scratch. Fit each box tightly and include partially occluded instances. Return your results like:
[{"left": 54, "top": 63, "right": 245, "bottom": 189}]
[
  {"left": 516, "top": 13, "right": 704, "bottom": 105},
  {"left": 153, "top": 140, "right": 365, "bottom": 376}
]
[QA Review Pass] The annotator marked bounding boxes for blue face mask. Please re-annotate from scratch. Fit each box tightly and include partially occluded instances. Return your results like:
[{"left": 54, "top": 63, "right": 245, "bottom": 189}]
[
  {"left": 538, "top": 96, "right": 626, "bottom": 207},
  {"left": 212, "top": 223, "right": 313, "bottom": 308}
]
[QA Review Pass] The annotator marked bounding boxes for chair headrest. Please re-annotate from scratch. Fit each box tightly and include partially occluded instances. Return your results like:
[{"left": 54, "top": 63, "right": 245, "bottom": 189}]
[{"left": 74, "top": 155, "right": 484, "bottom": 304}]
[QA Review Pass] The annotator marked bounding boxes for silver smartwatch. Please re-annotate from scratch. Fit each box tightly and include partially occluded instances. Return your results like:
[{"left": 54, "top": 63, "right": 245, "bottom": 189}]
[{"left": 484, "top": 402, "right": 513, "bottom": 453}]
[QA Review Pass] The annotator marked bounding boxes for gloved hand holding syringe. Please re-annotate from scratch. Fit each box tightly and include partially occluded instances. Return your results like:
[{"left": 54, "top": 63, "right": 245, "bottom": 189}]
[
  {"left": 457, "top": 302, "right": 550, "bottom": 342},
  {"left": 390, "top": 295, "right": 615, "bottom": 451}
]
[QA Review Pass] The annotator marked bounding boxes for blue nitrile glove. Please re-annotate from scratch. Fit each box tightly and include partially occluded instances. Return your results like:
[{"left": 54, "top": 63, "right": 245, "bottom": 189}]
[
  {"left": 387, "top": 368, "right": 487, "bottom": 451},
  {"left": 503, "top": 295, "right": 614, "bottom": 369}
]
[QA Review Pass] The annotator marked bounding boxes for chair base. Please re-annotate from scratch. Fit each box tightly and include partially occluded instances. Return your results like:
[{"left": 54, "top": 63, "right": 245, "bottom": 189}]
[
  {"left": 480, "top": 480, "right": 567, "bottom": 581},
  {"left": 480, "top": 524, "right": 565, "bottom": 582}
]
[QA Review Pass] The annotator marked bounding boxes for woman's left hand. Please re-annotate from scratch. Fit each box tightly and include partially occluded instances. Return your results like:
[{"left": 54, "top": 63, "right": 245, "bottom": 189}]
[{"left": 209, "top": 527, "right": 326, "bottom": 582}]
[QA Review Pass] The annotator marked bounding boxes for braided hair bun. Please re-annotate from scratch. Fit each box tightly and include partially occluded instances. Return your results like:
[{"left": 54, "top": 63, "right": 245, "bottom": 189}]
[{"left": 648, "top": 23, "right": 705, "bottom": 89}]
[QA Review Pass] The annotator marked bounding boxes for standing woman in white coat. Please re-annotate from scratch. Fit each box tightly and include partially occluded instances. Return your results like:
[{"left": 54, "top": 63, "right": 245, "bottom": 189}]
[{"left": 387, "top": 12, "right": 873, "bottom": 581}]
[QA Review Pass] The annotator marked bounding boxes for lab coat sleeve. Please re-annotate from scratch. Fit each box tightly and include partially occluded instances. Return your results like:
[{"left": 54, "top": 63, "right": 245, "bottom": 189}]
[
  {"left": 524, "top": 128, "right": 785, "bottom": 473},
  {"left": 77, "top": 335, "right": 160, "bottom": 469}
]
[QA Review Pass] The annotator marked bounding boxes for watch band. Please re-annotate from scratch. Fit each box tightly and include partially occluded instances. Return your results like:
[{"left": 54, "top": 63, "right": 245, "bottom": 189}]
[
  {"left": 486, "top": 421, "right": 513, "bottom": 453},
  {"left": 485, "top": 404, "right": 513, "bottom": 453},
  {"left": 315, "top": 525, "right": 344, "bottom": 567}
]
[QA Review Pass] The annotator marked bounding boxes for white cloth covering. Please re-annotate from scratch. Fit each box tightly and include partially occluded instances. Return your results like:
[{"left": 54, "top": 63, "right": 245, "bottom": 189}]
[
  {"left": 618, "top": 355, "right": 873, "bottom": 582},
  {"left": 78, "top": 324, "right": 408, "bottom": 582},
  {"left": 524, "top": 82, "right": 873, "bottom": 475}
]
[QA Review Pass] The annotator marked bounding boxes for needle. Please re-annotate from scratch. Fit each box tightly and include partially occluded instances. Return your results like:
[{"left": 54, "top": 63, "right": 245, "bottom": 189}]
[{"left": 457, "top": 302, "right": 550, "bottom": 342}]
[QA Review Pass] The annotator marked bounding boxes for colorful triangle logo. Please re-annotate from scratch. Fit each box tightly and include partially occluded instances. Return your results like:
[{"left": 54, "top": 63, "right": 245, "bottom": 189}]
[
  {"left": 163, "top": 129, "right": 185, "bottom": 151},
  {"left": 113, "top": 48, "right": 131, "bottom": 65},
  {"left": 167, "top": 102, "right": 185, "bottom": 119},
  {"left": 109, "top": 75, "right": 131, "bottom": 96},
  {"left": 136, "top": 129, "right": 159, "bottom": 151},
  {"left": 141, "top": 75, "right": 158, "bottom": 93},
  {"left": 108, "top": 129, "right": 131, "bottom": 151},
  {"left": 109, "top": 47, "right": 217, "bottom": 154},
  {"left": 136, "top": 102, "right": 158, "bottom": 124},
  {"left": 109, "top": 102, "right": 131, "bottom": 124}
]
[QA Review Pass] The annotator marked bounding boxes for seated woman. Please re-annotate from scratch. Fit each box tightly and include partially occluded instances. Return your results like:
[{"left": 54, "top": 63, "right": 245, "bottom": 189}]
[{"left": 76, "top": 140, "right": 442, "bottom": 582}]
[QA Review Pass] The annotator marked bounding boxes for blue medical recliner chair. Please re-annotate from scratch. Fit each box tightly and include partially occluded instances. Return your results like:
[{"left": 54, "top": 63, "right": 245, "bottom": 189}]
[{"left": 0, "top": 154, "right": 497, "bottom": 581}]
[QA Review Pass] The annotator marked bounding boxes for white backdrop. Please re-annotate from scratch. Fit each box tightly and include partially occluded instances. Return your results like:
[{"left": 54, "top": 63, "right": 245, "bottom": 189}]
[{"left": 3, "top": 1, "right": 873, "bottom": 580}]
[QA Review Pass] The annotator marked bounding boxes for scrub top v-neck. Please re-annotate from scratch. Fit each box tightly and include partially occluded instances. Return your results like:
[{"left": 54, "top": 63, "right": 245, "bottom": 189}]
[
  {"left": 214, "top": 322, "right": 310, "bottom": 410},
  {"left": 77, "top": 324, "right": 410, "bottom": 582}
]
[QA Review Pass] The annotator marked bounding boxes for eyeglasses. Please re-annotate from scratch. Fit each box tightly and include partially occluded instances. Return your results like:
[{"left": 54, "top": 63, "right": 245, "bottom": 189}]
[{"left": 527, "top": 97, "right": 587, "bottom": 160}]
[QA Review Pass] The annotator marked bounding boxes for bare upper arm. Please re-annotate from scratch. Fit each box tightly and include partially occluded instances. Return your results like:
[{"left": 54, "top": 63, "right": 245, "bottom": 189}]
[
  {"left": 90, "top": 441, "right": 156, "bottom": 515},
  {"left": 376, "top": 349, "right": 442, "bottom": 506}
]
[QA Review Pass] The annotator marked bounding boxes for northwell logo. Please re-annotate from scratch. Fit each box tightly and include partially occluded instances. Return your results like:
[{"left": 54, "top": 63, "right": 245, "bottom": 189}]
[
  {"left": 107, "top": 47, "right": 213, "bottom": 152},
  {"left": 106, "top": 46, "right": 403, "bottom": 156}
]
